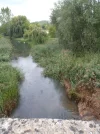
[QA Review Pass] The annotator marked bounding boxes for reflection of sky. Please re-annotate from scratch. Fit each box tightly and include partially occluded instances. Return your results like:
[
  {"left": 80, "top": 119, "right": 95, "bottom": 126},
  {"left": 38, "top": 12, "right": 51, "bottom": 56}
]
[
  {"left": 53, "top": 80, "right": 78, "bottom": 114},
  {"left": 0, "top": 0, "right": 59, "bottom": 22},
  {"left": 11, "top": 56, "right": 79, "bottom": 119}
]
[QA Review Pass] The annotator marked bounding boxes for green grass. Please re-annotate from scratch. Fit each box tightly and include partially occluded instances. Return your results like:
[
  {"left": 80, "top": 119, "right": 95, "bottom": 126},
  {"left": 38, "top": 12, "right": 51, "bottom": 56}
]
[
  {"left": 0, "top": 37, "right": 21, "bottom": 117},
  {"left": 0, "top": 38, "right": 12, "bottom": 61},
  {"left": 31, "top": 39, "right": 100, "bottom": 89}
]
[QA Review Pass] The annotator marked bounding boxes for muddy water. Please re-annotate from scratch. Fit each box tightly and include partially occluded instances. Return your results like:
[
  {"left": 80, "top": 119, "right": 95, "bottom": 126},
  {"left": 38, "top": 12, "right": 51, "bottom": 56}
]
[{"left": 11, "top": 41, "right": 79, "bottom": 119}]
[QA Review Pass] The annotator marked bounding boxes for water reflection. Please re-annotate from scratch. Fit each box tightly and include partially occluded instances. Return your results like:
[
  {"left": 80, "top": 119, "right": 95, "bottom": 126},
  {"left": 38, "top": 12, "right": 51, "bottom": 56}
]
[
  {"left": 11, "top": 39, "right": 31, "bottom": 59},
  {"left": 11, "top": 56, "right": 79, "bottom": 119}
]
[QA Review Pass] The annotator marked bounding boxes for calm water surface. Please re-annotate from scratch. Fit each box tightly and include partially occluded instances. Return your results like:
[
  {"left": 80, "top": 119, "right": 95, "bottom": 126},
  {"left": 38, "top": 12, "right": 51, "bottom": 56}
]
[
  {"left": 11, "top": 41, "right": 79, "bottom": 119},
  {"left": 11, "top": 55, "right": 79, "bottom": 119}
]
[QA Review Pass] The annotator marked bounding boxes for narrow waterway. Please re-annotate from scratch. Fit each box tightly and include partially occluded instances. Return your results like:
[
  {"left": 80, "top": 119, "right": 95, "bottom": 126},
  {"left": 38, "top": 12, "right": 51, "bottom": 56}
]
[{"left": 11, "top": 41, "right": 79, "bottom": 119}]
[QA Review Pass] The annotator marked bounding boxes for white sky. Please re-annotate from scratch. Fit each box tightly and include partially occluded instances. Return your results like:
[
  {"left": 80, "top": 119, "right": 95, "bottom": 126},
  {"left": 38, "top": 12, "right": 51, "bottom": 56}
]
[{"left": 0, "top": 0, "right": 59, "bottom": 22}]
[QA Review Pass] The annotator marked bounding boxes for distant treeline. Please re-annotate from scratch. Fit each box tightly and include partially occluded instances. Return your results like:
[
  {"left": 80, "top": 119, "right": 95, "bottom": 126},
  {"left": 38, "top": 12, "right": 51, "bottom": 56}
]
[{"left": 0, "top": 7, "right": 56, "bottom": 44}]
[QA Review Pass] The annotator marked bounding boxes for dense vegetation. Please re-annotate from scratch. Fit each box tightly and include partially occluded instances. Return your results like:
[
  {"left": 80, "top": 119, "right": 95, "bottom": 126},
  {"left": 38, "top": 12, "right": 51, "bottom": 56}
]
[
  {"left": 0, "top": 37, "right": 21, "bottom": 117},
  {"left": 51, "top": 0, "right": 100, "bottom": 53},
  {"left": 31, "top": 0, "right": 100, "bottom": 92},
  {"left": 31, "top": 39, "right": 100, "bottom": 89},
  {"left": 9, "top": 16, "right": 29, "bottom": 38},
  {"left": 0, "top": 7, "right": 12, "bottom": 36},
  {"left": 23, "top": 23, "right": 48, "bottom": 44}
]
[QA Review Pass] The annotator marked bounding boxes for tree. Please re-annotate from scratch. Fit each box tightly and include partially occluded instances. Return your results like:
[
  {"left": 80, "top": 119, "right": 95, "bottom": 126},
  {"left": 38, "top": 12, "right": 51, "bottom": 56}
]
[
  {"left": 0, "top": 7, "right": 12, "bottom": 35},
  {"left": 24, "top": 23, "right": 48, "bottom": 44},
  {"left": 9, "top": 16, "right": 29, "bottom": 38},
  {"left": 0, "top": 7, "right": 12, "bottom": 25},
  {"left": 51, "top": 0, "right": 100, "bottom": 53}
]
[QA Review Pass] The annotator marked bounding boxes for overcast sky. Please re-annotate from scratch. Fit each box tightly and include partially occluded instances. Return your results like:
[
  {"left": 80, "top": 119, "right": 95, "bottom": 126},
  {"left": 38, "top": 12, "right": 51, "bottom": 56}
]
[{"left": 0, "top": 0, "right": 59, "bottom": 22}]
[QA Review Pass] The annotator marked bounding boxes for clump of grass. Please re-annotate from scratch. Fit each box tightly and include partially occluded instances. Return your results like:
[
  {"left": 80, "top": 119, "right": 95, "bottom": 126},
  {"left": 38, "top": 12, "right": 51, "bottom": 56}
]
[
  {"left": 0, "top": 38, "right": 12, "bottom": 62},
  {"left": 0, "top": 37, "right": 21, "bottom": 117},
  {"left": 0, "top": 63, "right": 21, "bottom": 116},
  {"left": 31, "top": 38, "right": 100, "bottom": 90}
]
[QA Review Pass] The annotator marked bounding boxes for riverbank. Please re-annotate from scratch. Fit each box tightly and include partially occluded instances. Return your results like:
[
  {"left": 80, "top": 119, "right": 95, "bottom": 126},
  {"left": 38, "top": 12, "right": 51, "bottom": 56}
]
[
  {"left": 31, "top": 39, "right": 100, "bottom": 120},
  {"left": 0, "top": 37, "right": 22, "bottom": 117}
]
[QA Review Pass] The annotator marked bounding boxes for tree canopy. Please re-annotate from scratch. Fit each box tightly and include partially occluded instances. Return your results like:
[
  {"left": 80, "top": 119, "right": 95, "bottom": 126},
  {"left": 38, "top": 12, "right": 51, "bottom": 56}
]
[
  {"left": 0, "top": 7, "right": 13, "bottom": 36},
  {"left": 24, "top": 23, "right": 48, "bottom": 44},
  {"left": 51, "top": 0, "right": 100, "bottom": 53},
  {"left": 0, "top": 7, "right": 12, "bottom": 25},
  {"left": 9, "top": 15, "right": 29, "bottom": 38}
]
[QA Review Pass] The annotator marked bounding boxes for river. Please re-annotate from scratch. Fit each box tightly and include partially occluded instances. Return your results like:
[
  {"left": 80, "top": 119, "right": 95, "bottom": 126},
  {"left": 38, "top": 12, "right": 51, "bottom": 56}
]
[{"left": 11, "top": 41, "right": 79, "bottom": 119}]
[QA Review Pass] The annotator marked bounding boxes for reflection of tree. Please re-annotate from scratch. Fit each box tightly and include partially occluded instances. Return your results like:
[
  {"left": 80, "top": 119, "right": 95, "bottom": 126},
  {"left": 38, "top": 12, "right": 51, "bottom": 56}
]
[{"left": 11, "top": 39, "right": 31, "bottom": 58}]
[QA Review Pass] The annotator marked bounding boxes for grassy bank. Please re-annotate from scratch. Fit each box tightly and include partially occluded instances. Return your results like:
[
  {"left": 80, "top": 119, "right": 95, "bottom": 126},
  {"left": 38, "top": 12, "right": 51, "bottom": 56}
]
[
  {"left": 31, "top": 39, "right": 100, "bottom": 89},
  {"left": 0, "top": 37, "right": 21, "bottom": 117}
]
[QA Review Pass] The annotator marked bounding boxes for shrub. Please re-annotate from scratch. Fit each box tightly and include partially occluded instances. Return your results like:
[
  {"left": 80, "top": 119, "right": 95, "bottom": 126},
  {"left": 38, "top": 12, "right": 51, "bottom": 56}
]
[{"left": 24, "top": 24, "right": 48, "bottom": 44}]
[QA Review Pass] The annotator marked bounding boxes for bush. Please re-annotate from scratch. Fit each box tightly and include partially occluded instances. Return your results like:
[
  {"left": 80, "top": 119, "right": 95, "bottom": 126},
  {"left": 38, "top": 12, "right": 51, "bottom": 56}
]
[
  {"left": 49, "top": 25, "right": 56, "bottom": 38},
  {"left": 24, "top": 24, "right": 48, "bottom": 44}
]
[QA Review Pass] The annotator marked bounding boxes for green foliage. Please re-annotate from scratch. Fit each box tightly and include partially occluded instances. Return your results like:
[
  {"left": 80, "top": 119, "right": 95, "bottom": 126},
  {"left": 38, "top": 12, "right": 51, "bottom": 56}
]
[
  {"left": 24, "top": 24, "right": 48, "bottom": 44},
  {"left": 49, "top": 25, "right": 56, "bottom": 38},
  {"left": 33, "top": 20, "right": 49, "bottom": 30},
  {"left": 0, "top": 63, "right": 21, "bottom": 116},
  {"left": 0, "top": 37, "right": 21, "bottom": 117},
  {"left": 9, "top": 16, "right": 29, "bottom": 38},
  {"left": 31, "top": 39, "right": 100, "bottom": 88},
  {"left": 0, "top": 37, "right": 12, "bottom": 61},
  {"left": 0, "top": 8, "right": 29, "bottom": 38},
  {"left": 0, "top": 7, "right": 12, "bottom": 36},
  {"left": 51, "top": 0, "right": 100, "bottom": 53},
  {"left": 0, "top": 7, "right": 12, "bottom": 25},
  {"left": 0, "top": 23, "right": 8, "bottom": 36}
]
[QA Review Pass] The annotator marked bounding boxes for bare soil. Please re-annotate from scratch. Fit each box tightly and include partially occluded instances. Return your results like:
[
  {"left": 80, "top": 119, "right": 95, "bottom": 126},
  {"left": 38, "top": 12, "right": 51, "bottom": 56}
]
[{"left": 64, "top": 80, "right": 100, "bottom": 120}]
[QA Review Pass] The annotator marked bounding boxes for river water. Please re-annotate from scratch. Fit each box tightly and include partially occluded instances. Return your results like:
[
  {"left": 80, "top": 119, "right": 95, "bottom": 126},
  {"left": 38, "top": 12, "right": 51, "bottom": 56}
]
[{"left": 11, "top": 41, "right": 79, "bottom": 119}]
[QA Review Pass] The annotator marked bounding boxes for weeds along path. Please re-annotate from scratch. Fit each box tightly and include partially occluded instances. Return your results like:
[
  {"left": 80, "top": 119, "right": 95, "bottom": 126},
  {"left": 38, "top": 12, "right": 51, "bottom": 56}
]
[{"left": 0, "top": 37, "right": 21, "bottom": 117}]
